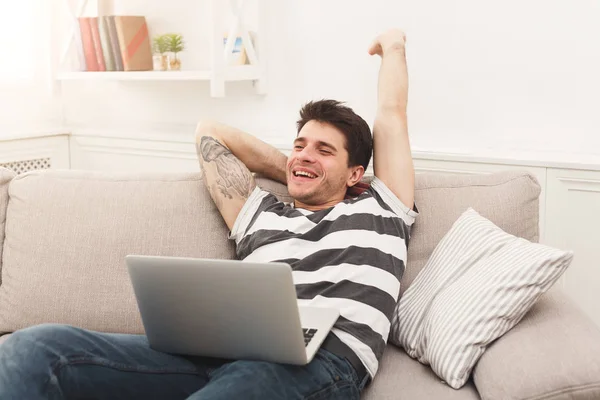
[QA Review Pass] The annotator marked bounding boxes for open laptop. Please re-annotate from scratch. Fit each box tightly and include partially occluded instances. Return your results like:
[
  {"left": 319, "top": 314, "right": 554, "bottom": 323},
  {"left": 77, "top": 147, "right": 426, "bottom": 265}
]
[{"left": 125, "top": 255, "right": 340, "bottom": 365}]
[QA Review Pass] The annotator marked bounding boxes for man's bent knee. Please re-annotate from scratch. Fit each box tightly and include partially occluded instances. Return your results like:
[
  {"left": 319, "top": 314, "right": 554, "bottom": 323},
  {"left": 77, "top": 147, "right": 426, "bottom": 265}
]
[
  {"left": 0, "top": 323, "right": 86, "bottom": 363},
  {"left": 3, "top": 323, "right": 81, "bottom": 347}
]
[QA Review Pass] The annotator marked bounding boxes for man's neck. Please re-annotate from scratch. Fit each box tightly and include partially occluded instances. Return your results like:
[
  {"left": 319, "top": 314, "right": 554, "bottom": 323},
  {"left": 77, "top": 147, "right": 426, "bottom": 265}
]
[{"left": 294, "top": 198, "right": 342, "bottom": 212}]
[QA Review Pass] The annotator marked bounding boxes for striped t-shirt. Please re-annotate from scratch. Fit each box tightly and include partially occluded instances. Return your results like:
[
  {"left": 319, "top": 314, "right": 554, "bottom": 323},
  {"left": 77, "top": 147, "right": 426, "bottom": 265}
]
[{"left": 228, "top": 177, "right": 418, "bottom": 378}]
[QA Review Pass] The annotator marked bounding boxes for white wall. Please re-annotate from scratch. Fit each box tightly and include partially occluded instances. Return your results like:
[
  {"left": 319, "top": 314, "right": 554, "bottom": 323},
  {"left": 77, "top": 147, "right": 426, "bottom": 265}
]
[
  {"left": 0, "top": 0, "right": 62, "bottom": 136},
  {"left": 57, "top": 0, "right": 600, "bottom": 156}
]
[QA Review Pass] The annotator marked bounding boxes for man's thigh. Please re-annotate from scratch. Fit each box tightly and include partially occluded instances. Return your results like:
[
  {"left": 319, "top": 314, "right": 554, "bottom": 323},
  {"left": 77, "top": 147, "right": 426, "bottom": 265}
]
[
  {"left": 190, "top": 349, "right": 361, "bottom": 400},
  {"left": 0, "top": 323, "right": 213, "bottom": 400}
]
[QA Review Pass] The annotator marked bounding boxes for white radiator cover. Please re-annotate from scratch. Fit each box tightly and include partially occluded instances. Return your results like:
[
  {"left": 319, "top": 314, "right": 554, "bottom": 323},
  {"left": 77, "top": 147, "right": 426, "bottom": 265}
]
[{"left": 0, "top": 157, "right": 52, "bottom": 175}]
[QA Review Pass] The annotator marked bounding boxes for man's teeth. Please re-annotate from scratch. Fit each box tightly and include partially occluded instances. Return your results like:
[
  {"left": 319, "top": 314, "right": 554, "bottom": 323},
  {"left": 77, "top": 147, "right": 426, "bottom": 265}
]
[{"left": 295, "top": 171, "right": 316, "bottom": 178}]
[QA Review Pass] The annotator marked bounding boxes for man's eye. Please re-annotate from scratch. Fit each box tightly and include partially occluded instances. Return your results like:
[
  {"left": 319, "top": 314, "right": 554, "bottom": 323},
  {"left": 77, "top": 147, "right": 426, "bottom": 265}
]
[
  {"left": 320, "top": 150, "right": 332, "bottom": 155},
  {"left": 294, "top": 146, "right": 304, "bottom": 150}
]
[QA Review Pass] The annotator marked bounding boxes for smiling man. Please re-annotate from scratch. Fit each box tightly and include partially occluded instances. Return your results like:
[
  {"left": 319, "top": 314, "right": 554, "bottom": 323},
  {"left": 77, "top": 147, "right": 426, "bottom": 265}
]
[
  {"left": 0, "top": 29, "right": 417, "bottom": 400},
  {"left": 192, "top": 28, "right": 418, "bottom": 398}
]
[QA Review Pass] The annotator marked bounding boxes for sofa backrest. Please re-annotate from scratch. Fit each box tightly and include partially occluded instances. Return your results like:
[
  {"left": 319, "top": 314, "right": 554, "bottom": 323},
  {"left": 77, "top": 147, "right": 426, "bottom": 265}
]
[
  {"left": 0, "top": 168, "right": 540, "bottom": 334},
  {"left": 0, "top": 169, "right": 237, "bottom": 334},
  {"left": 257, "top": 170, "right": 541, "bottom": 296},
  {"left": 0, "top": 167, "right": 16, "bottom": 285}
]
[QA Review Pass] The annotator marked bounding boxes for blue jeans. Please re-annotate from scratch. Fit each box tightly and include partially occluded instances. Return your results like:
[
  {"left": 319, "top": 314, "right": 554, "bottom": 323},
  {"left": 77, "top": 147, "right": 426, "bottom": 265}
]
[{"left": 0, "top": 324, "right": 369, "bottom": 399}]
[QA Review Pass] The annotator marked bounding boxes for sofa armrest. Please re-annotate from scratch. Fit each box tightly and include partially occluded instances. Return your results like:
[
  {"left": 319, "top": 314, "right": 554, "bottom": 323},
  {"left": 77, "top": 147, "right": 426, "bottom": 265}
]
[{"left": 473, "top": 288, "right": 600, "bottom": 400}]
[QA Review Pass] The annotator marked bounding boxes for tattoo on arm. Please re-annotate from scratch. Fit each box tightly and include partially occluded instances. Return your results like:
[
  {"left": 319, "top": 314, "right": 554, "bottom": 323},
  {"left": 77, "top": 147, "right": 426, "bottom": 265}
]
[{"left": 198, "top": 136, "right": 254, "bottom": 200}]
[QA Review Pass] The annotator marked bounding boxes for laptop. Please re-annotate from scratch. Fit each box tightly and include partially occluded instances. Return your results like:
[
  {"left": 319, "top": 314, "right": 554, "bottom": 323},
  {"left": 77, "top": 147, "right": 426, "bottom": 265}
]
[{"left": 125, "top": 255, "right": 340, "bottom": 365}]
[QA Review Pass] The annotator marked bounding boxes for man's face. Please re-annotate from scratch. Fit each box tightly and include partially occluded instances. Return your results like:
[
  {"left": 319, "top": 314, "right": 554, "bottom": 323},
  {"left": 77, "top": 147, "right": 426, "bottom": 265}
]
[{"left": 287, "top": 120, "right": 357, "bottom": 206}]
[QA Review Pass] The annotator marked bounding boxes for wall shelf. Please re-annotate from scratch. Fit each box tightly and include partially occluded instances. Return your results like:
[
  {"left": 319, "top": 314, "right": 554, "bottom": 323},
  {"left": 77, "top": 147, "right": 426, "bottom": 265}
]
[
  {"left": 57, "top": 65, "right": 262, "bottom": 82},
  {"left": 57, "top": 0, "right": 267, "bottom": 97}
]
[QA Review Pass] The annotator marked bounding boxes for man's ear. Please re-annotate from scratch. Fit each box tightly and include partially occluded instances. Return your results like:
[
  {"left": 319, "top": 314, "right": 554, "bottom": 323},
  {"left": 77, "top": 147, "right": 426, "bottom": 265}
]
[{"left": 347, "top": 166, "right": 365, "bottom": 187}]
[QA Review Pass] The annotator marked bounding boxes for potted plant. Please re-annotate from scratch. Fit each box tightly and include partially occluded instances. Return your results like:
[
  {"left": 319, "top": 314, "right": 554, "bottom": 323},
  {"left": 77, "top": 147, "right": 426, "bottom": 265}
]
[
  {"left": 165, "top": 33, "right": 185, "bottom": 71},
  {"left": 152, "top": 34, "right": 170, "bottom": 71}
]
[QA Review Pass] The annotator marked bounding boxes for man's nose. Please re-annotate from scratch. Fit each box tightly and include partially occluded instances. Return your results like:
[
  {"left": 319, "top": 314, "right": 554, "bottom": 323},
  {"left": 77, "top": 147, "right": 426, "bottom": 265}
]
[{"left": 298, "top": 147, "right": 316, "bottom": 163}]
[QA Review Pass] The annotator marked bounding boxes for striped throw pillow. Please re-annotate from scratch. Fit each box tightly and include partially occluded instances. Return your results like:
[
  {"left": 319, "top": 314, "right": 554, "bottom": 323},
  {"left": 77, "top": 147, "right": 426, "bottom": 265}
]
[{"left": 390, "top": 208, "right": 573, "bottom": 389}]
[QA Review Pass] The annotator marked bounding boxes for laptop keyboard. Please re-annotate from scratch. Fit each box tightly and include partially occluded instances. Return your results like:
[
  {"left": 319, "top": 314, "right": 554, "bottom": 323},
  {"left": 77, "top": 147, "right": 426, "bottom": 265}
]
[{"left": 303, "top": 328, "right": 318, "bottom": 346}]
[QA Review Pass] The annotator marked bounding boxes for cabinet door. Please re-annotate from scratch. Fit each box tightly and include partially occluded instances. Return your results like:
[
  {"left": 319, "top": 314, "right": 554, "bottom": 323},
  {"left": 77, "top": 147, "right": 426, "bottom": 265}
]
[
  {"left": 69, "top": 135, "right": 199, "bottom": 173},
  {"left": 545, "top": 168, "right": 600, "bottom": 327}
]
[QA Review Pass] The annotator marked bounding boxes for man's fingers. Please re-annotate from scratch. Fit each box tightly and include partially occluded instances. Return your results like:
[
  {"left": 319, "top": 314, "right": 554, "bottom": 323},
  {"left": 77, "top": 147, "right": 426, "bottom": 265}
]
[
  {"left": 368, "top": 39, "right": 382, "bottom": 56},
  {"left": 370, "top": 30, "right": 407, "bottom": 56},
  {"left": 367, "top": 41, "right": 376, "bottom": 54}
]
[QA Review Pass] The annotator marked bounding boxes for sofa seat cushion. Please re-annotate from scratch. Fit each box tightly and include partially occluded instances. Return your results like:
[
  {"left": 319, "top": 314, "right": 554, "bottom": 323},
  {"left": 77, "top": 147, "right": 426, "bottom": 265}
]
[
  {"left": 0, "top": 337, "right": 481, "bottom": 399},
  {"left": 474, "top": 289, "right": 600, "bottom": 400},
  {"left": 363, "top": 344, "right": 480, "bottom": 400}
]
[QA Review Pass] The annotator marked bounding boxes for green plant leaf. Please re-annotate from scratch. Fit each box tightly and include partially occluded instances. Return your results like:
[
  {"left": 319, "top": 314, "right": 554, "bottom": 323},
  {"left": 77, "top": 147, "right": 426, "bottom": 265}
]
[
  {"left": 152, "top": 34, "right": 169, "bottom": 54},
  {"left": 165, "top": 33, "right": 185, "bottom": 54}
]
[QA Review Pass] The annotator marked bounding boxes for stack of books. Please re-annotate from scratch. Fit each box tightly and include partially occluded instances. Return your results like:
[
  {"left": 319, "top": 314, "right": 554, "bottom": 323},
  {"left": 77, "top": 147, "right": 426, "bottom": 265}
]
[{"left": 77, "top": 15, "right": 153, "bottom": 72}]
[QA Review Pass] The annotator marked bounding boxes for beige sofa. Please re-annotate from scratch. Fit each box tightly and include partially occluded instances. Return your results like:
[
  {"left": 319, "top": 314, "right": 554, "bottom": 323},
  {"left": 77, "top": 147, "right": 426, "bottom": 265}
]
[{"left": 0, "top": 166, "right": 599, "bottom": 399}]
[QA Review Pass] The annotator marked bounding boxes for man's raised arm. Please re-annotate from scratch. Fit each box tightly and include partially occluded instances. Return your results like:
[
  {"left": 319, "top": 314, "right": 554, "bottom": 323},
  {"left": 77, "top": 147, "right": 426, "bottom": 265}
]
[
  {"left": 368, "top": 29, "right": 415, "bottom": 210},
  {"left": 195, "top": 121, "right": 288, "bottom": 230}
]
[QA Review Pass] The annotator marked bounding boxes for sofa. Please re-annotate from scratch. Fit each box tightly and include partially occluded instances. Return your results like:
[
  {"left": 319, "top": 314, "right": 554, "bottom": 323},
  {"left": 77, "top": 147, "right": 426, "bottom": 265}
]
[{"left": 0, "top": 165, "right": 599, "bottom": 399}]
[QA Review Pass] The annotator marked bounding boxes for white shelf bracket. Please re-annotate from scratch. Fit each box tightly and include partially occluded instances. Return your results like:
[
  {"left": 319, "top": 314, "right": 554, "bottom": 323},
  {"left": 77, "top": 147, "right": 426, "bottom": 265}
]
[
  {"left": 59, "top": 0, "right": 91, "bottom": 73},
  {"left": 224, "top": 0, "right": 258, "bottom": 66}
]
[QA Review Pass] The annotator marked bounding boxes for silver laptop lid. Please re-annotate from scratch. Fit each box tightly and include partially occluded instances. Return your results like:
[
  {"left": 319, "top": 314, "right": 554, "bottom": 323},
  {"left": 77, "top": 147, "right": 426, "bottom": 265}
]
[{"left": 125, "top": 255, "right": 308, "bottom": 364}]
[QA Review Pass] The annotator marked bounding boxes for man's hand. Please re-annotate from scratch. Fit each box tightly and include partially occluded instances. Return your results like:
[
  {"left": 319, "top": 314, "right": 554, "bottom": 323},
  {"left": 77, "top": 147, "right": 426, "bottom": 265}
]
[{"left": 368, "top": 29, "right": 407, "bottom": 58}]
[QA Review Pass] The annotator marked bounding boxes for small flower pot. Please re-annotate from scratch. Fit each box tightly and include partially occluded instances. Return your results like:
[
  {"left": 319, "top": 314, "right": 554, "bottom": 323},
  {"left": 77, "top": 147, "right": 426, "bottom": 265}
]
[
  {"left": 168, "top": 54, "right": 181, "bottom": 71},
  {"left": 152, "top": 54, "right": 169, "bottom": 71}
]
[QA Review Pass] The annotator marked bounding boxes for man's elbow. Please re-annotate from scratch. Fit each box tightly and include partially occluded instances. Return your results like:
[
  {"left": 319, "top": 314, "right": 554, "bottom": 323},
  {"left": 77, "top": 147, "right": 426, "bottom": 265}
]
[{"left": 195, "top": 120, "right": 222, "bottom": 144}]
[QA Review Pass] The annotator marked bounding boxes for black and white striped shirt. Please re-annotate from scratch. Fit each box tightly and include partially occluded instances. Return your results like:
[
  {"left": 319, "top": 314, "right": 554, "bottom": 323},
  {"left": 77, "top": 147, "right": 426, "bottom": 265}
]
[{"left": 229, "top": 177, "right": 418, "bottom": 378}]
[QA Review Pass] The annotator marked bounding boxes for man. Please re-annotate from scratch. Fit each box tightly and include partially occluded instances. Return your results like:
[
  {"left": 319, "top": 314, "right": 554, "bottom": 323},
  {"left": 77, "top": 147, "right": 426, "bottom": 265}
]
[{"left": 0, "top": 29, "right": 416, "bottom": 399}]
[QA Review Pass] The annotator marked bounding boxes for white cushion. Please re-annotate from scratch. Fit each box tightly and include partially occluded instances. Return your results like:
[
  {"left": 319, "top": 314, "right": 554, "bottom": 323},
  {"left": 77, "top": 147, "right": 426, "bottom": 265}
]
[{"left": 390, "top": 208, "right": 573, "bottom": 389}]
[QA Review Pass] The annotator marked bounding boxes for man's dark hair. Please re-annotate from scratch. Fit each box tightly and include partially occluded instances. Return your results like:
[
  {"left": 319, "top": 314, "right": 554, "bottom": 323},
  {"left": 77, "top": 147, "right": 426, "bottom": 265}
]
[{"left": 296, "top": 99, "right": 373, "bottom": 171}]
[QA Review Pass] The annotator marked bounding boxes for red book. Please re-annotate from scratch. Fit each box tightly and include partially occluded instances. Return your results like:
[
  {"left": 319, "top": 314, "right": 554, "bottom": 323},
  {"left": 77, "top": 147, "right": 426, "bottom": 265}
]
[
  {"left": 78, "top": 17, "right": 99, "bottom": 71},
  {"left": 89, "top": 17, "right": 106, "bottom": 71}
]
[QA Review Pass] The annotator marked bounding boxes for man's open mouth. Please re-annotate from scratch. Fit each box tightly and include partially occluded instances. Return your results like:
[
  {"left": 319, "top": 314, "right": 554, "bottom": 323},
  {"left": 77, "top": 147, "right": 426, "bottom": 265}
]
[
  {"left": 293, "top": 170, "right": 317, "bottom": 179},
  {"left": 292, "top": 169, "right": 318, "bottom": 180}
]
